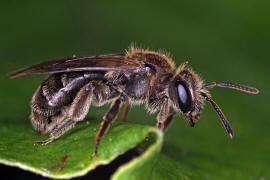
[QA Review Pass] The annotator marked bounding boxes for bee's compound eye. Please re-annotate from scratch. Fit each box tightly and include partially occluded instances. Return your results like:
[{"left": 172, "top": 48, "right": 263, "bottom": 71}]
[
  {"left": 178, "top": 84, "right": 188, "bottom": 104},
  {"left": 177, "top": 82, "right": 191, "bottom": 113}
]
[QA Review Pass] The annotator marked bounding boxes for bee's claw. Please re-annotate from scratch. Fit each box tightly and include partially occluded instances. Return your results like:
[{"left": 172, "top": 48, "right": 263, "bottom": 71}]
[
  {"left": 91, "top": 152, "right": 99, "bottom": 159},
  {"left": 34, "top": 141, "right": 45, "bottom": 146}
]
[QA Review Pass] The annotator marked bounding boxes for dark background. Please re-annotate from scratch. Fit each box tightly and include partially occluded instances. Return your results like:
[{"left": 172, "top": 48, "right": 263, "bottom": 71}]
[{"left": 0, "top": 1, "right": 269, "bottom": 179}]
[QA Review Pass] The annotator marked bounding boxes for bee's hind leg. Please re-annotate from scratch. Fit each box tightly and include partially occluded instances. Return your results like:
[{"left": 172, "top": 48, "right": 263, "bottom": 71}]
[
  {"left": 34, "top": 82, "right": 94, "bottom": 146},
  {"left": 34, "top": 118, "right": 76, "bottom": 146}
]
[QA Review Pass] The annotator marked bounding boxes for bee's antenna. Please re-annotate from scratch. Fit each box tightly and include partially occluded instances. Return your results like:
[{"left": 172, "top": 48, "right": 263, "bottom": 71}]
[
  {"left": 203, "top": 82, "right": 259, "bottom": 94},
  {"left": 201, "top": 92, "right": 233, "bottom": 139}
]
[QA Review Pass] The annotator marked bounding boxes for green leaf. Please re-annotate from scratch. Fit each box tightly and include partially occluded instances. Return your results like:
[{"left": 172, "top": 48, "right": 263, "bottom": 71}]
[{"left": 0, "top": 117, "right": 163, "bottom": 179}]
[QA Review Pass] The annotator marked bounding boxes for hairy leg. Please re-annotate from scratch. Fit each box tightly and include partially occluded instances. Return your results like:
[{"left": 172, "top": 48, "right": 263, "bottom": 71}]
[
  {"left": 34, "top": 82, "right": 94, "bottom": 146},
  {"left": 156, "top": 97, "right": 176, "bottom": 132}
]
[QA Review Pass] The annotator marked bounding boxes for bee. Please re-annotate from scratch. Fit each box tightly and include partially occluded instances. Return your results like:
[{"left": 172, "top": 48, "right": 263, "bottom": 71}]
[{"left": 8, "top": 46, "right": 259, "bottom": 158}]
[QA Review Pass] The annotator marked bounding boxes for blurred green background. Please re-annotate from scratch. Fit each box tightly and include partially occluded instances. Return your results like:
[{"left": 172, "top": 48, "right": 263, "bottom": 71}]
[{"left": 0, "top": 1, "right": 269, "bottom": 179}]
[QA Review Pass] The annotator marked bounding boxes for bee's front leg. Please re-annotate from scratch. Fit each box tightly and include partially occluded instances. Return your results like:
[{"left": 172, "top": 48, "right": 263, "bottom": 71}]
[{"left": 156, "top": 97, "right": 176, "bottom": 132}]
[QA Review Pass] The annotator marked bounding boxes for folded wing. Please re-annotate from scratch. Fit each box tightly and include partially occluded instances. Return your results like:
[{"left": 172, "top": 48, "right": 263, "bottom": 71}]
[{"left": 8, "top": 54, "right": 143, "bottom": 79}]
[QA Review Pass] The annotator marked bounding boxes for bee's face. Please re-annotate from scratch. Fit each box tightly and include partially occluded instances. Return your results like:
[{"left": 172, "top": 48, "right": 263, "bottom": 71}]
[{"left": 168, "top": 65, "right": 205, "bottom": 126}]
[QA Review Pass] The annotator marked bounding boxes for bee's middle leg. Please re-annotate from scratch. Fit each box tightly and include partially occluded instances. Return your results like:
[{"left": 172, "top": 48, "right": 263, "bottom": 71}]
[
  {"left": 121, "top": 101, "right": 130, "bottom": 121},
  {"left": 91, "top": 96, "right": 123, "bottom": 158},
  {"left": 34, "top": 82, "right": 94, "bottom": 146}
]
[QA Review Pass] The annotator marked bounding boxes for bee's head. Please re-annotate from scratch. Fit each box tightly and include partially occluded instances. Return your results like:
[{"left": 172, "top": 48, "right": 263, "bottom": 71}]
[
  {"left": 168, "top": 62, "right": 259, "bottom": 138},
  {"left": 168, "top": 63, "right": 205, "bottom": 127}
]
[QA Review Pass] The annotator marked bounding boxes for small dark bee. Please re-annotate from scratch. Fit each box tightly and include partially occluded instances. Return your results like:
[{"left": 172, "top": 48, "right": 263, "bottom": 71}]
[{"left": 8, "top": 46, "right": 259, "bottom": 158}]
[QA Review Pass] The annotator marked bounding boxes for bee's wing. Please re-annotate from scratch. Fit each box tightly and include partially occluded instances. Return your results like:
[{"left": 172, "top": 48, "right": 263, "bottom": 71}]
[{"left": 8, "top": 54, "right": 144, "bottom": 79}]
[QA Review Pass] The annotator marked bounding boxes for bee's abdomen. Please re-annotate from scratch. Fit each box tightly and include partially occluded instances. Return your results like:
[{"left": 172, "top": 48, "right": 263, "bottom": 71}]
[{"left": 31, "top": 74, "right": 65, "bottom": 117}]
